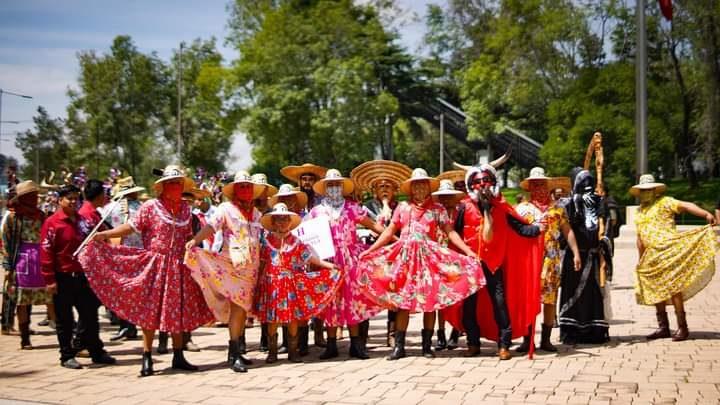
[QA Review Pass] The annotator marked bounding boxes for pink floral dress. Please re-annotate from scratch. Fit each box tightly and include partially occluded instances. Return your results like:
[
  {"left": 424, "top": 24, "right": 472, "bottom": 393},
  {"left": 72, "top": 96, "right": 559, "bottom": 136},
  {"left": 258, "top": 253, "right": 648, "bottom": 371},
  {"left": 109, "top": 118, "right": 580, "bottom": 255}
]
[
  {"left": 79, "top": 199, "right": 214, "bottom": 333},
  {"left": 184, "top": 202, "right": 262, "bottom": 322},
  {"left": 357, "top": 200, "right": 486, "bottom": 313},
  {"left": 308, "top": 200, "right": 384, "bottom": 327}
]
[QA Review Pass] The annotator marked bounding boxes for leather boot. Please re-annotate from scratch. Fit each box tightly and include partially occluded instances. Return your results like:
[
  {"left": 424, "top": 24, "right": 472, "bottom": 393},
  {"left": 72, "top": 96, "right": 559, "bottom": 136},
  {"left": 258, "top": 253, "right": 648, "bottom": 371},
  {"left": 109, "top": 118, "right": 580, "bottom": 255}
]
[
  {"left": 278, "top": 326, "right": 289, "bottom": 354},
  {"left": 319, "top": 337, "right": 338, "bottom": 360},
  {"left": 140, "top": 351, "right": 153, "bottom": 377},
  {"left": 672, "top": 311, "right": 689, "bottom": 341},
  {"left": 288, "top": 334, "right": 302, "bottom": 363},
  {"left": 313, "top": 318, "right": 326, "bottom": 348},
  {"left": 359, "top": 320, "right": 370, "bottom": 358},
  {"left": 647, "top": 311, "right": 671, "bottom": 340},
  {"left": 515, "top": 335, "right": 532, "bottom": 353},
  {"left": 463, "top": 345, "right": 481, "bottom": 357},
  {"left": 349, "top": 336, "right": 369, "bottom": 359},
  {"left": 238, "top": 335, "right": 248, "bottom": 355},
  {"left": 260, "top": 323, "right": 269, "bottom": 352},
  {"left": 387, "top": 331, "right": 406, "bottom": 360},
  {"left": 421, "top": 329, "right": 435, "bottom": 358},
  {"left": 498, "top": 347, "right": 512, "bottom": 360},
  {"left": 299, "top": 325, "right": 310, "bottom": 356},
  {"left": 171, "top": 349, "right": 199, "bottom": 371},
  {"left": 266, "top": 334, "right": 278, "bottom": 364},
  {"left": 19, "top": 321, "right": 32, "bottom": 350},
  {"left": 540, "top": 324, "right": 557, "bottom": 352},
  {"left": 386, "top": 321, "right": 395, "bottom": 347},
  {"left": 434, "top": 328, "right": 447, "bottom": 351},
  {"left": 227, "top": 340, "right": 249, "bottom": 372},
  {"left": 157, "top": 332, "right": 169, "bottom": 354},
  {"left": 447, "top": 329, "right": 460, "bottom": 350}
]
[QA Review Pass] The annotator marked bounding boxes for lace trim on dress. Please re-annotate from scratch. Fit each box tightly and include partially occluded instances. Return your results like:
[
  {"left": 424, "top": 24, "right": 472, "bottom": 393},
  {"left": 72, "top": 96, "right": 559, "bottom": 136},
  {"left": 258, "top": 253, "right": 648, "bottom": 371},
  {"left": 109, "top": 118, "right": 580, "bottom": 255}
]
[{"left": 151, "top": 199, "right": 191, "bottom": 227}]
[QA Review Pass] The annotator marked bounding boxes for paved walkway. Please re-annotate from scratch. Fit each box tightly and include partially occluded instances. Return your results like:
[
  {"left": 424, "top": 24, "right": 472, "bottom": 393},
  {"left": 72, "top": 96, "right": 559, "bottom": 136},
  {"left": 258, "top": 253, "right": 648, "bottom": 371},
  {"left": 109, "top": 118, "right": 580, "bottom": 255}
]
[{"left": 1, "top": 228, "right": 719, "bottom": 405}]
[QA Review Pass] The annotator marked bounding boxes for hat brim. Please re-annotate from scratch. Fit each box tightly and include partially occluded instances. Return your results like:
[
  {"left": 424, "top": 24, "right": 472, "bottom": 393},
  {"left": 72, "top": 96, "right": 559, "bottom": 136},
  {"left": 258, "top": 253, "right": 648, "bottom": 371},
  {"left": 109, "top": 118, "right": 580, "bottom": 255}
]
[
  {"left": 222, "top": 181, "right": 267, "bottom": 200},
  {"left": 280, "top": 164, "right": 329, "bottom": 184},
  {"left": 269, "top": 190, "right": 308, "bottom": 209},
  {"left": 432, "top": 190, "right": 465, "bottom": 205},
  {"left": 152, "top": 176, "right": 195, "bottom": 194},
  {"left": 350, "top": 160, "right": 412, "bottom": 192},
  {"left": 260, "top": 211, "right": 302, "bottom": 231},
  {"left": 436, "top": 170, "right": 466, "bottom": 185},
  {"left": 400, "top": 177, "right": 440, "bottom": 195},
  {"left": 629, "top": 183, "right": 667, "bottom": 196},
  {"left": 113, "top": 186, "right": 145, "bottom": 199},
  {"left": 520, "top": 176, "right": 570, "bottom": 193},
  {"left": 313, "top": 177, "right": 355, "bottom": 196}
]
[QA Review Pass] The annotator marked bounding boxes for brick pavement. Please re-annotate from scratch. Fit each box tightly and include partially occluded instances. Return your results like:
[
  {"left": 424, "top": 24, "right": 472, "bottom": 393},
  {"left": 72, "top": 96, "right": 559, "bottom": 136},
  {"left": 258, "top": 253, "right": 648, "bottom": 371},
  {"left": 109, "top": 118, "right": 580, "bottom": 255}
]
[{"left": 1, "top": 226, "right": 719, "bottom": 405}]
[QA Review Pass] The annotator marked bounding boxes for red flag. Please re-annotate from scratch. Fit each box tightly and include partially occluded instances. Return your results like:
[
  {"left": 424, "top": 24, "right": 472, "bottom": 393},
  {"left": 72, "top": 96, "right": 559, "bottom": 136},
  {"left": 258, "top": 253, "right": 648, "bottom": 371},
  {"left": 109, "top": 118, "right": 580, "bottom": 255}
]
[{"left": 658, "top": 0, "right": 673, "bottom": 21}]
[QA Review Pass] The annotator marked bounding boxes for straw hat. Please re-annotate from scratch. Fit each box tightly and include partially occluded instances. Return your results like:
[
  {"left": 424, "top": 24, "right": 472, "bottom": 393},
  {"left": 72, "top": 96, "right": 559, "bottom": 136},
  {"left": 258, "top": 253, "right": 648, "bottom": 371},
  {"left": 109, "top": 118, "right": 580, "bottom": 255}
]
[
  {"left": 184, "top": 187, "right": 213, "bottom": 200},
  {"left": 152, "top": 165, "right": 195, "bottom": 194},
  {"left": 519, "top": 167, "right": 571, "bottom": 194},
  {"left": 112, "top": 176, "right": 145, "bottom": 199},
  {"left": 432, "top": 179, "right": 466, "bottom": 205},
  {"left": 260, "top": 202, "right": 302, "bottom": 231},
  {"left": 280, "top": 163, "right": 328, "bottom": 184},
  {"left": 313, "top": 169, "right": 355, "bottom": 196},
  {"left": 251, "top": 173, "right": 278, "bottom": 196},
  {"left": 400, "top": 168, "right": 440, "bottom": 195},
  {"left": 10, "top": 180, "right": 40, "bottom": 202},
  {"left": 630, "top": 174, "right": 667, "bottom": 197},
  {"left": 350, "top": 160, "right": 412, "bottom": 192},
  {"left": 436, "top": 170, "right": 466, "bottom": 185},
  {"left": 268, "top": 184, "right": 308, "bottom": 209},
  {"left": 222, "top": 171, "right": 267, "bottom": 200}
]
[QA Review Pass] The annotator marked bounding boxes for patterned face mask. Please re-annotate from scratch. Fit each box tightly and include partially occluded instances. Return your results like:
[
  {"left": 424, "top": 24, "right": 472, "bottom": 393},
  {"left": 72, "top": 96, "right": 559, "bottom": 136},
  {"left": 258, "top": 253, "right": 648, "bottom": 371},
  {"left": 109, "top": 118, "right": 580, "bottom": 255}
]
[{"left": 325, "top": 184, "right": 344, "bottom": 207}]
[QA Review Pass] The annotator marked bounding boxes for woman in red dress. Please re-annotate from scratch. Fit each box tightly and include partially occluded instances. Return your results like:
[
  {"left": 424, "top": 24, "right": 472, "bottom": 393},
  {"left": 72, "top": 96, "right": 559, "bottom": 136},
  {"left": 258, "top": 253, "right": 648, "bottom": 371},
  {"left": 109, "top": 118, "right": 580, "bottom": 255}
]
[
  {"left": 80, "top": 166, "right": 214, "bottom": 377},
  {"left": 254, "top": 203, "right": 341, "bottom": 363}
]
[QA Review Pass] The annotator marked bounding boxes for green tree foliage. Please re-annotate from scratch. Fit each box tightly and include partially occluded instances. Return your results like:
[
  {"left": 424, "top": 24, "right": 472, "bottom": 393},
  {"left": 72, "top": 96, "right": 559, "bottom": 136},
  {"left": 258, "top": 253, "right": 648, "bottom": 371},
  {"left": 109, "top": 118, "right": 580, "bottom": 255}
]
[{"left": 14, "top": 107, "right": 71, "bottom": 182}]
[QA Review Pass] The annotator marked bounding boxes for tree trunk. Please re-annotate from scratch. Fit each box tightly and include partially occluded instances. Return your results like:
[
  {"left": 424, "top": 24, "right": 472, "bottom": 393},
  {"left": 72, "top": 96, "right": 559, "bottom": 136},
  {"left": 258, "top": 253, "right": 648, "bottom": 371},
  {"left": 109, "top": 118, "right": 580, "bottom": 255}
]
[{"left": 668, "top": 33, "right": 698, "bottom": 186}]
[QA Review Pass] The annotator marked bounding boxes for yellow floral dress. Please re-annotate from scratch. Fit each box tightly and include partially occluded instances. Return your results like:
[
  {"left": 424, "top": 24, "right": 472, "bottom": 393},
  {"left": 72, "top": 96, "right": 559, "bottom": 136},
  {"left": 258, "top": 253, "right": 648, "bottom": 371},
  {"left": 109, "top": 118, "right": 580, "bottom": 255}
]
[{"left": 635, "top": 196, "right": 718, "bottom": 305}]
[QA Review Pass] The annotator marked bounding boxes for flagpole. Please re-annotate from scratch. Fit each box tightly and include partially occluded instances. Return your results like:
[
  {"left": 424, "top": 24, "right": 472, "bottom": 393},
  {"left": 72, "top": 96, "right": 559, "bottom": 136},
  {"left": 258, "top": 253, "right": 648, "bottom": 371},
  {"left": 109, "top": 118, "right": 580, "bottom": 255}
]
[{"left": 636, "top": 0, "right": 648, "bottom": 177}]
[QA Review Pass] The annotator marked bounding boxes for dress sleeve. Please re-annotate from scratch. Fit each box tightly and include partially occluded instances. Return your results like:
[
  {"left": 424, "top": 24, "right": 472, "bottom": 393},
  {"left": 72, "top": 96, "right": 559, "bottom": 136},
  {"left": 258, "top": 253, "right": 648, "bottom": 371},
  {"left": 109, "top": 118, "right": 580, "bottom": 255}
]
[
  {"left": 436, "top": 205, "right": 450, "bottom": 228},
  {"left": 391, "top": 203, "right": 407, "bottom": 228},
  {"left": 128, "top": 200, "right": 152, "bottom": 234},
  {"left": 206, "top": 203, "right": 226, "bottom": 231},
  {"left": 1, "top": 212, "right": 13, "bottom": 271},
  {"left": 348, "top": 201, "right": 369, "bottom": 223},
  {"left": 664, "top": 197, "right": 681, "bottom": 215}
]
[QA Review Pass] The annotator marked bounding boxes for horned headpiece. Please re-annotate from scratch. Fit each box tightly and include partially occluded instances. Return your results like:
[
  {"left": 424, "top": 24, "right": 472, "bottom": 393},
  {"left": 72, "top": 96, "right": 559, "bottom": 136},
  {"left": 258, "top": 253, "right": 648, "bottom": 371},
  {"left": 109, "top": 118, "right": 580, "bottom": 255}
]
[{"left": 453, "top": 148, "right": 512, "bottom": 199}]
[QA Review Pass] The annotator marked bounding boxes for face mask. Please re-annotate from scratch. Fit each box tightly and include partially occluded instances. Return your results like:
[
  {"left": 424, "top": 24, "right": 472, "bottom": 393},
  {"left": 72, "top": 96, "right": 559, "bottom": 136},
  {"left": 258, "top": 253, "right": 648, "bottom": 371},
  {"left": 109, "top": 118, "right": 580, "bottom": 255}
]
[
  {"left": 324, "top": 184, "right": 345, "bottom": 209},
  {"left": 234, "top": 184, "right": 254, "bottom": 202},
  {"left": 162, "top": 182, "right": 184, "bottom": 201},
  {"left": 639, "top": 190, "right": 655, "bottom": 204}
]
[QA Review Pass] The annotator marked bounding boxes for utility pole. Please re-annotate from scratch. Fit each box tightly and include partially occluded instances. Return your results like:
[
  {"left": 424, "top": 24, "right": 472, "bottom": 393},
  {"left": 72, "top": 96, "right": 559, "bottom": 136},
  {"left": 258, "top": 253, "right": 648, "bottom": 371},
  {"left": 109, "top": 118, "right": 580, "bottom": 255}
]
[
  {"left": 635, "top": 0, "right": 648, "bottom": 177},
  {"left": 177, "top": 42, "right": 184, "bottom": 163}
]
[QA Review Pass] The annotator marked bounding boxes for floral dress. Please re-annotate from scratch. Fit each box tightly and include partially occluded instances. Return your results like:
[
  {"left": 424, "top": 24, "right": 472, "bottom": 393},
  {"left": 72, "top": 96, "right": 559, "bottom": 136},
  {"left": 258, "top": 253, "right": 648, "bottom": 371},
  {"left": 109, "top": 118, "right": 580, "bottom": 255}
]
[
  {"left": 634, "top": 196, "right": 718, "bottom": 305},
  {"left": 1, "top": 211, "right": 51, "bottom": 305},
  {"left": 79, "top": 199, "right": 214, "bottom": 333},
  {"left": 185, "top": 202, "right": 262, "bottom": 322},
  {"left": 357, "top": 200, "right": 486, "bottom": 313},
  {"left": 253, "top": 233, "right": 342, "bottom": 323},
  {"left": 308, "top": 200, "right": 384, "bottom": 327}
]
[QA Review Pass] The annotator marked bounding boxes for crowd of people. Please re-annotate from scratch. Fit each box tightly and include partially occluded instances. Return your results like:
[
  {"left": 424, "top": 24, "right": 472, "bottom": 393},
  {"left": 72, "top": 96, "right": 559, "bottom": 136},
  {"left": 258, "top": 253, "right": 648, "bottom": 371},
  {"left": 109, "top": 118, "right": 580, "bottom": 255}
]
[{"left": 0, "top": 158, "right": 717, "bottom": 377}]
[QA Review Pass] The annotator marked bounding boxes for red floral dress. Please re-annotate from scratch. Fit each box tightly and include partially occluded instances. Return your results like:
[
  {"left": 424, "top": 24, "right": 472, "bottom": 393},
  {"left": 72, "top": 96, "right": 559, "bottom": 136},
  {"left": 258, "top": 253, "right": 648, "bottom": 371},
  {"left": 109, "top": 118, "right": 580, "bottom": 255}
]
[
  {"left": 357, "top": 200, "right": 486, "bottom": 313},
  {"left": 254, "top": 234, "right": 342, "bottom": 323},
  {"left": 79, "top": 199, "right": 214, "bottom": 333}
]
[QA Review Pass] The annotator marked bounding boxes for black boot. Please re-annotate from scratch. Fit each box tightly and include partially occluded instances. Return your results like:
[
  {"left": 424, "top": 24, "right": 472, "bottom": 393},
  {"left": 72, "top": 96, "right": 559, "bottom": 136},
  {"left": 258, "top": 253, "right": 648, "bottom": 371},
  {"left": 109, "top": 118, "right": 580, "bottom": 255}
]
[
  {"left": 288, "top": 334, "right": 302, "bottom": 363},
  {"left": 647, "top": 311, "right": 671, "bottom": 340},
  {"left": 447, "top": 329, "right": 460, "bottom": 350},
  {"left": 278, "top": 326, "right": 289, "bottom": 354},
  {"left": 266, "top": 334, "right": 278, "bottom": 364},
  {"left": 260, "top": 323, "right": 269, "bottom": 352},
  {"left": 140, "top": 351, "right": 154, "bottom": 377},
  {"left": 672, "top": 311, "right": 689, "bottom": 342},
  {"left": 434, "top": 328, "right": 447, "bottom": 351},
  {"left": 359, "top": 320, "right": 370, "bottom": 358},
  {"left": 157, "top": 332, "right": 169, "bottom": 354},
  {"left": 19, "top": 321, "right": 32, "bottom": 350},
  {"left": 227, "top": 340, "right": 248, "bottom": 373},
  {"left": 312, "top": 318, "right": 326, "bottom": 348},
  {"left": 238, "top": 335, "right": 248, "bottom": 355},
  {"left": 421, "top": 329, "right": 435, "bottom": 358},
  {"left": 540, "top": 324, "right": 557, "bottom": 352},
  {"left": 386, "top": 321, "right": 395, "bottom": 347},
  {"left": 318, "top": 337, "right": 338, "bottom": 360},
  {"left": 387, "top": 331, "right": 406, "bottom": 360},
  {"left": 171, "top": 349, "right": 199, "bottom": 371},
  {"left": 298, "top": 325, "right": 310, "bottom": 356},
  {"left": 515, "top": 335, "right": 532, "bottom": 353},
  {"left": 349, "top": 336, "right": 369, "bottom": 359}
]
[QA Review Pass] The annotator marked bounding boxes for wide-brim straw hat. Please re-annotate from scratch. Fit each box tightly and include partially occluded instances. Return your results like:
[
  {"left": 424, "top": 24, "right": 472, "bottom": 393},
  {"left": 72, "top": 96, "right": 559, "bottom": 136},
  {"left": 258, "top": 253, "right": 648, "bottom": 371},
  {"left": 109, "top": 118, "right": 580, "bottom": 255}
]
[
  {"left": 269, "top": 184, "right": 308, "bottom": 209},
  {"left": 184, "top": 187, "right": 213, "bottom": 200},
  {"left": 400, "top": 168, "right": 440, "bottom": 195},
  {"left": 630, "top": 174, "right": 667, "bottom": 196},
  {"left": 436, "top": 170, "right": 466, "bottom": 185},
  {"left": 350, "top": 160, "right": 412, "bottom": 192},
  {"left": 432, "top": 179, "right": 465, "bottom": 205},
  {"left": 112, "top": 176, "right": 145, "bottom": 199},
  {"left": 313, "top": 169, "right": 355, "bottom": 196},
  {"left": 280, "top": 163, "right": 328, "bottom": 184},
  {"left": 222, "top": 171, "right": 267, "bottom": 200},
  {"left": 519, "top": 167, "right": 571, "bottom": 194},
  {"left": 260, "top": 202, "right": 302, "bottom": 231},
  {"left": 10, "top": 180, "right": 40, "bottom": 202},
  {"left": 251, "top": 173, "right": 278, "bottom": 196},
  {"left": 152, "top": 165, "right": 195, "bottom": 194}
]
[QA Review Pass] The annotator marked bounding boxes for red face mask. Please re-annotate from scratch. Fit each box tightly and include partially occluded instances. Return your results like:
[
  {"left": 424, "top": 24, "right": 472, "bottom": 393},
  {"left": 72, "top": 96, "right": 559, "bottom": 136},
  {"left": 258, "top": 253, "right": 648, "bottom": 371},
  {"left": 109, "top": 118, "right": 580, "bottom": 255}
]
[
  {"left": 234, "top": 184, "right": 254, "bottom": 202},
  {"left": 162, "top": 182, "right": 184, "bottom": 201}
]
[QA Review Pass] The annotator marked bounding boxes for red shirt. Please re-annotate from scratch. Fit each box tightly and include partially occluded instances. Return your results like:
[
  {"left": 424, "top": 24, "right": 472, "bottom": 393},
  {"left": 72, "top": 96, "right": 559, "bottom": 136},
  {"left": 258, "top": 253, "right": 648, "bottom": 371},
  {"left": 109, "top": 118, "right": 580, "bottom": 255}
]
[
  {"left": 40, "top": 209, "right": 84, "bottom": 285},
  {"left": 78, "top": 201, "right": 104, "bottom": 236}
]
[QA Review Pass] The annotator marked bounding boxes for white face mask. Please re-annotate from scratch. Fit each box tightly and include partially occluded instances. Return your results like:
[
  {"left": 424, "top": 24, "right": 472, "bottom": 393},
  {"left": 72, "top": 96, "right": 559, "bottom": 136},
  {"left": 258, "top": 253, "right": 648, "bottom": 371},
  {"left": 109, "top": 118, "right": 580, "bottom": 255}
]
[{"left": 324, "top": 184, "right": 344, "bottom": 208}]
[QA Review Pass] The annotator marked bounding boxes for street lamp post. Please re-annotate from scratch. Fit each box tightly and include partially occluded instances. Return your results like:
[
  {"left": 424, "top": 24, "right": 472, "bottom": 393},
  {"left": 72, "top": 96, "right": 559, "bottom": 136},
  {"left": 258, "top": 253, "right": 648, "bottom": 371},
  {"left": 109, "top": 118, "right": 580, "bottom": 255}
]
[{"left": 0, "top": 89, "right": 33, "bottom": 158}]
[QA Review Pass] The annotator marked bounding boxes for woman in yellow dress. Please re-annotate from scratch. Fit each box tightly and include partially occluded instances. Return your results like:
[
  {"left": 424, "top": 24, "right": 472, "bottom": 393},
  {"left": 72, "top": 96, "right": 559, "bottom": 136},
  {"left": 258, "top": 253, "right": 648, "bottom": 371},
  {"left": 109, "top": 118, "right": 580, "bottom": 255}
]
[{"left": 632, "top": 174, "right": 718, "bottom": 342}]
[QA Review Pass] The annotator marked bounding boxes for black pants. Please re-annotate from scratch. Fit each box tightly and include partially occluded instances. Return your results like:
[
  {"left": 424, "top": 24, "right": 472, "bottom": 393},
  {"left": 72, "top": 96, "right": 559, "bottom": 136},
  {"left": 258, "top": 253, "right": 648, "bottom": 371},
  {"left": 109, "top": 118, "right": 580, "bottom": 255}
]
[
  {"left": 463, "top": 265, "right": 512, "bottom": 348},
  {"left": 53, "top": 273, "right": 105, "bottom": 362}
]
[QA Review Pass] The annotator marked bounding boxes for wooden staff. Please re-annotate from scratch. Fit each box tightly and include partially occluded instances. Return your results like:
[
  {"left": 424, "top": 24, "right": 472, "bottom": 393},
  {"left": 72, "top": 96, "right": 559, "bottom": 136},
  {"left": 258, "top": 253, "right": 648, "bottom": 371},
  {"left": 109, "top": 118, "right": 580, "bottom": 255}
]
[
  {"left": 72, "top": 200, "right": 119, "bottom": 258},
  {"left": 583, "top": 132, "right": 608, "bottom": 286}
]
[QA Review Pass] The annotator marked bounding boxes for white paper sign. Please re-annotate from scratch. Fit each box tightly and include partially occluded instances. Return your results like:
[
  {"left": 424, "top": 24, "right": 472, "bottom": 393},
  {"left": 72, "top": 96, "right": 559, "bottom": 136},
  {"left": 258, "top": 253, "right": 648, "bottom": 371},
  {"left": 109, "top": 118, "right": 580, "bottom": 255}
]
[{"left": 292, "top": 215, "right": 336, "bottom": 260}]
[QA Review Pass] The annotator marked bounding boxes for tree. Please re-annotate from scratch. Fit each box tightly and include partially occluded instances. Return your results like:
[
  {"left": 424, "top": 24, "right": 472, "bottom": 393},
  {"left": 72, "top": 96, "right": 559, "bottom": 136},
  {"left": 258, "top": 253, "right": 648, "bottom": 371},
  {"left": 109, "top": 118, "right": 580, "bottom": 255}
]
[{"left": 14, "top": 107, "right": 70, "bottom": 182}]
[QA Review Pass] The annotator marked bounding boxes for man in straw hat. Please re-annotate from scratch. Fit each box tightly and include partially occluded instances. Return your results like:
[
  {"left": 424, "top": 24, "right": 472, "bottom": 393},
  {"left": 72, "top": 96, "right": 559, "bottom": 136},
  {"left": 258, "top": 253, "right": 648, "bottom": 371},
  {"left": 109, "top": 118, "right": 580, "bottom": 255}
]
[
  {"left": 514, "top": 167, "right": 581, "bottom": 353},
  {"left": 443, "top": 153, "right": 544, "bottom": 360},
  {"left": 631, "top": 174, "right": 717, "bottom": 342},
  {"left": 81, "top": 165, "right": 213, "bottom": 377},
  {"left": 185, "top": 170, "right": 266, "bottom": 372},
  {"left": 350, "top": 160, "right": 411, "bottom": 349}
]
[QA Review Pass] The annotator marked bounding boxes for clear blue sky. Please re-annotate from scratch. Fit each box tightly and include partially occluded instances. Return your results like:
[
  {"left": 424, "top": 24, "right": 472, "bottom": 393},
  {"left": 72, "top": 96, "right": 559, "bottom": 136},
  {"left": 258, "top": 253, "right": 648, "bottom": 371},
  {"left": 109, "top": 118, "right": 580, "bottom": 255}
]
[{"left": 0, "top": 0, "right": 438, "bottom": 172}]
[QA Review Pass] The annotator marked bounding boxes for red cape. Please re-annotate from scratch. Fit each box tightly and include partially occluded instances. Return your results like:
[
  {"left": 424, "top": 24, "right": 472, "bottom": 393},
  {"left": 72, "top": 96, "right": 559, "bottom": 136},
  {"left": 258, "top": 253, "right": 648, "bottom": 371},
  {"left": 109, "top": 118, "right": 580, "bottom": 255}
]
[{"left": 443, "top": 197, "right": 544, "bottom": 358}]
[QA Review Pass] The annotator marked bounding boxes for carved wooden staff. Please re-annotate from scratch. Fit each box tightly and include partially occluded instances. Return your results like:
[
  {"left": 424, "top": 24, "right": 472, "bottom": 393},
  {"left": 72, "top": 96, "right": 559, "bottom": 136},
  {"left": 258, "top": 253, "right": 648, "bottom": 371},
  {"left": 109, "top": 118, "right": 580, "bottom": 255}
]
[{"left": 583, "top": 132, "right": 608, "bottom": 286}]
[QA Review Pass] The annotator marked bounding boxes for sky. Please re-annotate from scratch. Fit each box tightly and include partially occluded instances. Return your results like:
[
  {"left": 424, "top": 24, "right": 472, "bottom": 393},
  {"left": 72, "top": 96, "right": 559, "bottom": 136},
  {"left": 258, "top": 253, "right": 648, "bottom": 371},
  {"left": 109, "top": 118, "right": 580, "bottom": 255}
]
[{"left": 0, "top": 0, "right": 439, "bottom": 173}]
